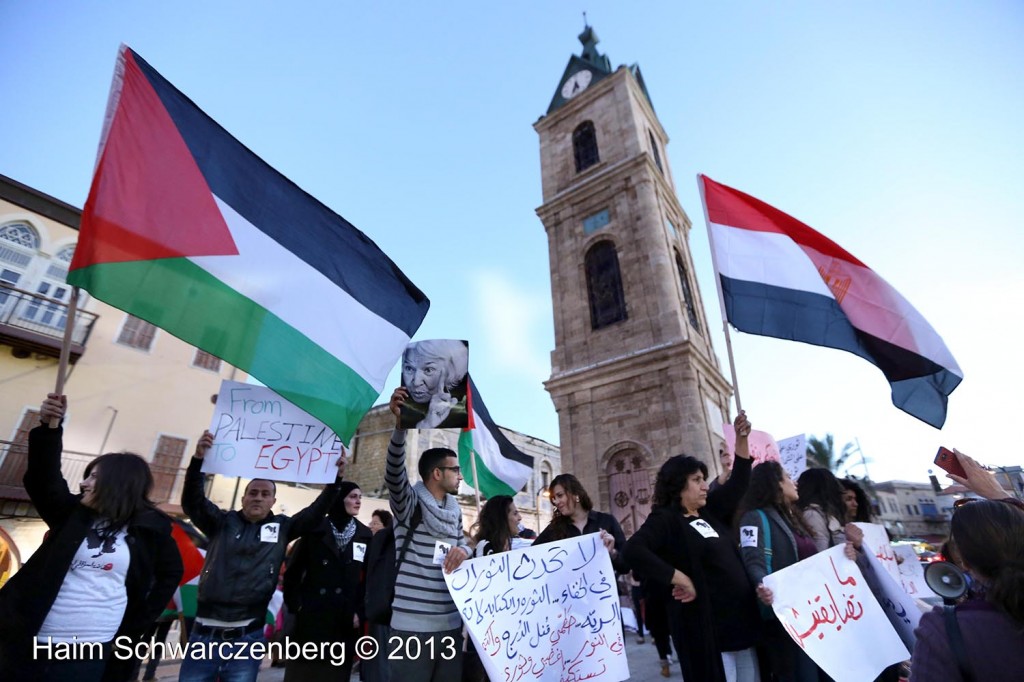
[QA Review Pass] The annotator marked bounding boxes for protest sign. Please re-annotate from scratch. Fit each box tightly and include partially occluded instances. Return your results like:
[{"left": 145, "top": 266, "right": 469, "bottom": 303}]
[
  {"left": 723, "top": 425, "right": 780, "bottom": 465},
  {"left": 203, "top": 380, "right": 344, "bottom": 484},
  {"left": 861, "top": 543, "right": 926, "bottom": 650},
  {"left": 853, "top": 523, "right": 902, "bottom": 587},
  {"left": 777, "top": 434, "right": 807, "bottom": 481},
  {"left": 893, "top": 545, "right": 933, "bottom": 598},
  {"left": 444, "top": 534, "right": 629, "bottom": 682},
  {"left": 763, "top": 545, "right": 909, "bottom": 682}
]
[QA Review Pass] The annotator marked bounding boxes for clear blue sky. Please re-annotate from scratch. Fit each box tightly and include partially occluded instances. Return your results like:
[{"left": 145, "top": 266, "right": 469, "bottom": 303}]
[{"left": 2, "top": 2, "right": 1022, "bottom": 484}]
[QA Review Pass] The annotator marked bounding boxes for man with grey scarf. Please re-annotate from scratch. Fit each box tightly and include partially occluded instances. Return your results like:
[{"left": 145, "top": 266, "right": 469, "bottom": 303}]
[{"left": 385, "top": 387, "right": 470, "bottom": 682}]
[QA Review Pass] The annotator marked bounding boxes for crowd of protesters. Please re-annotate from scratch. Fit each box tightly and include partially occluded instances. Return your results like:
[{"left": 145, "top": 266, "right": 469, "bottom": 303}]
[{"left": 0, "top": 391, "right": 1021, "bottom": 682}]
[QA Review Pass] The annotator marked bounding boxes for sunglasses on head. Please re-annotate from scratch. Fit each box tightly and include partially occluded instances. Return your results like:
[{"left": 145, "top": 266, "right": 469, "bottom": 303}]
[{"left": 953, "top": 497, "right": 978, "bottom": 509}]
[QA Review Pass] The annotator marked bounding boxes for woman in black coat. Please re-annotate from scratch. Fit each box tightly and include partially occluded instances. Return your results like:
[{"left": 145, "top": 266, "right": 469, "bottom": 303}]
[
  {"left": 283, "top": 481, "right": 373, "bottom": 682},
  {"left": 534, "top": 473, "right": 628, "bottom": 573},
  {"left": 624, "top": 411, "right": 761, "bottom": 682},
  {"left": 0, "top": 394, "right": 183, "bottom": 682}
]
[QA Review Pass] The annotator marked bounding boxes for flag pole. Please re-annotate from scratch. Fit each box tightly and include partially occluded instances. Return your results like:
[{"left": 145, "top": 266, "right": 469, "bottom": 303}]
[
  {"left": 50, "top": 286, "right": 80, "bottom": 428},
  {"left": 697, "top": 175, "right": 743, "bottom": 413},
  {"left": 469, "top": 448, "right": 482, "bottom": 515}
]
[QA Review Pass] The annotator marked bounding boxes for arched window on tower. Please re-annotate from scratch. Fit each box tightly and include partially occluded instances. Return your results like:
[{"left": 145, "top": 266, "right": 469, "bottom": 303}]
[
  {"left": 675, "top": 252, "right": 701, "bottom": 331},
  {"left": 648, "top": 130, "right": 663, "bottom": 174},
  {"left": 585, "top": 241, "right": 627, "bottom": 329},
  {"left": 572, "top": 121, "right": 600, "bottom": 173}
]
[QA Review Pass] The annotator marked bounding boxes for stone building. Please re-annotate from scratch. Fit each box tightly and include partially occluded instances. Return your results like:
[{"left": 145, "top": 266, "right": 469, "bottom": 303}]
[
  {"left": 535, "top": 28, "right": 732, "bottom": 535},
  {"left": 0, "top": 174, "right": 241, "bottom": 582}
]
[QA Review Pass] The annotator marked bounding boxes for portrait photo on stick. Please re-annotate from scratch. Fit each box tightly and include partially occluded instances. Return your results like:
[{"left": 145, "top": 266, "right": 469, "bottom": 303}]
[{"left": 399, "top": 339, "right": 470, "bottom": 429}]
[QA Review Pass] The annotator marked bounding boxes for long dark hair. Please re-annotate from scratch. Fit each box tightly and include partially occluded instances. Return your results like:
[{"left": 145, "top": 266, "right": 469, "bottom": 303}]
[
  {"left": 542, "top": 474, "right": 594, "bottom": 541},
  {"left": 549, "top": 474, "right": 593, "bottom": 516},
  {"left": 796, "top": 468, "right": 846, "bottom": 525},
  {"left": 652, "top": 455, "right": 707, "bottom": 511},
  {"left": 952, "top": 500, "right": 1024, "bottom": 623},
  {"left": 472, "top": 495, "right": 515, "bottom": 555},
  {"left": 840, "top": 478, "right": 873, "bottom": 523},
  {"left": 82, "top": 452, "right": 155, "bottom": 529},
  {"left": 737, "top": 461, "right": 812, "bottom": 536}
]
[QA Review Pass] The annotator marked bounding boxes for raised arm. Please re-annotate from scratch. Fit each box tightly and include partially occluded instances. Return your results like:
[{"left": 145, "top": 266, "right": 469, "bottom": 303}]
[
  {"left": 707, "top": 411, "right": 752, "bottom": 522},
  {"left": 181, "top": 430, "right": 228, "bottom": 537},
  {"left": 287, "top": 458, "right": 345, "bottom": 540},
  {"left": 23, "top": 394, "right": 78, "bottom": 527},
  {"left": 385, "top": 388, "right": 417, "bottom": 525}
]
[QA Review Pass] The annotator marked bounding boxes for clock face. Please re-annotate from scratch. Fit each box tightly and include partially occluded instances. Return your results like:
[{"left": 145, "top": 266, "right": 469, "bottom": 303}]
[{"left": 561, "top": 70, "right": 593, "bottom": 100}]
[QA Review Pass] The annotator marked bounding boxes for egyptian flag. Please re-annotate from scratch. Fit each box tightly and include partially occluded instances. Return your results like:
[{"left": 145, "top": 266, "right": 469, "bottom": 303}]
[
  {"left": 458, "top": 376, "right": 535, "bottom": 497},
  {"left": 69, "top": 46, "right": 429, "bottom": 443},
  {"left": 698, "top": 174, "right": 962, "bottom": 428}
]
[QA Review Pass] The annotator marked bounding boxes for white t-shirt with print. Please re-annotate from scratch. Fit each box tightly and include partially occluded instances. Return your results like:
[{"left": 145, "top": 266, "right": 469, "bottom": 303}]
[{"left": 37, "top": 524, "right": 130, "bottom": 642}]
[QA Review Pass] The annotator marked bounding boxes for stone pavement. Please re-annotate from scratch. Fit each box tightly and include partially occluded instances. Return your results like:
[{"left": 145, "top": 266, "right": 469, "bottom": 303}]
[{"left": 148, "top": 631, "right": 675, "bottom": 681}]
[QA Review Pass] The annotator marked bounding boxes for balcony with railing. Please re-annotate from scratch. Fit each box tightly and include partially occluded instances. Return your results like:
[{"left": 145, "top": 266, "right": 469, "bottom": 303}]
[
  {"left": 0, "top": 440, "right": 185, "bottom": 507},
  {"left": 0, "top": 284, "right": 98, "bottom": 361}
]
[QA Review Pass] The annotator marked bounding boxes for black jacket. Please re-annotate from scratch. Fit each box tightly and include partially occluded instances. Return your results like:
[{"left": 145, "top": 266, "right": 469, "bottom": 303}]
[
  {"left": 283, "top": 517, "right": 373, "bottom": 642},
  {"left": 181, "top": 456, "right": 339, "bottom": 622},
  {"left": 0, "top": 424, "right": 183, "bottom": 681},
  {"left": 624, "top": 456, "right": 757, "bottom": 682}
]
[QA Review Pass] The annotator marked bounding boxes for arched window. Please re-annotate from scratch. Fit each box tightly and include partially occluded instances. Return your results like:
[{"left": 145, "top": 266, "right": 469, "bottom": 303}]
[
  {"left": 0, "top": 222, "right": 40, "bottom": 308},
  {"left": 649, "top": 130, "right": 663, "bottom": 174},
  {"left": 585, "top": 241, "right": 627, "bottom": 329},
  {"left": 675, "top": 252, "right": 700, "bottom": 331},
  {"left": 0, "top": 222, "right": 40, "bottom": 252},
  {"left": 572, "top": 121, "right": 600, "bottom": 173}
]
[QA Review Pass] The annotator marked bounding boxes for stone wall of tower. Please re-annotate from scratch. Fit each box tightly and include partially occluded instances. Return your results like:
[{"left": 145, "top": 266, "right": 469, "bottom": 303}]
[{"left": 537, "top": 57, "right": 732, "bottom": 530}]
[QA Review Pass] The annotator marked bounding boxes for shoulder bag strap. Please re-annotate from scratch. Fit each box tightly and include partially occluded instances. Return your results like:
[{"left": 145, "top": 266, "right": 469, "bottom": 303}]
[
  {"left": 756, "top": 509, "right": 773, "bottom": 574},
  {"left": 396, "top": 502, "right": 423, "bottom": 565},
  {"left": 943, "top": 605, "right": 974, "bottom": 682}
]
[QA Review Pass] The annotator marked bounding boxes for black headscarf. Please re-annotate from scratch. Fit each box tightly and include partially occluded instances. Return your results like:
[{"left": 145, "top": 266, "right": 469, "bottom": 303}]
[{"left": 328, "top": 481, "right": 361, "bottom": 529}]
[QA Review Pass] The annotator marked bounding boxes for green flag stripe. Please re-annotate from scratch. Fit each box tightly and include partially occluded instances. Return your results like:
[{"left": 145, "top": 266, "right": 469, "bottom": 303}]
[
  {"left": 457, "top": 430, "right": 517, "bottom": 497},
  {"left": 68, "top": 259, "right": 377, "bottom": 442}
]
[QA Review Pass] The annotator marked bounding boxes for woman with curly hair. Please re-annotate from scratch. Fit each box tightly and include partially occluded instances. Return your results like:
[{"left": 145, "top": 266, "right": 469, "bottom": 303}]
[
  {"left": 737, "top": 462, "right": 824, "bottom": 681},
  {"left": 796, "top": 468, "right": 847, "bottom": 551},
  {"left": 624, "top": 412, "right": 761, "bottom": 682},
  {"left": 534, "top": 474, "right": 628, "bottom": 573},
  {"left": 839, "top": 478, "right": 873, "bottom": 523}
]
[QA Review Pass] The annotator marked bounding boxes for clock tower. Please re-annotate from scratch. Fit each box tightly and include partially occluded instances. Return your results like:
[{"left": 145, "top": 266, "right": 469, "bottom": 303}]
[{"left": 535, "top": 27, "right": 733, "bottom": 535}]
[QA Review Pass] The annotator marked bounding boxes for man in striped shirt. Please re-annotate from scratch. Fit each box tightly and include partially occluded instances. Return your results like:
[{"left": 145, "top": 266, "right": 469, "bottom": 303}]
[{"left": 385, "top": 387, "right": 470, "bottom": 682}]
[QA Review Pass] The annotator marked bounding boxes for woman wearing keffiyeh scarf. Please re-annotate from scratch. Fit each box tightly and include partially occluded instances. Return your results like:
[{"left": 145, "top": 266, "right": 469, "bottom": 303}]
[{"left": 283, "top": 481, "right": 373, "bottom": 682}]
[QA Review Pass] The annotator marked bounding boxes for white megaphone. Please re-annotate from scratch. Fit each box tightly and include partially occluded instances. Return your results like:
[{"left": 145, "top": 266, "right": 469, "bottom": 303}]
[{"left": 924, "top": 561, "right": 969, "bottom": 604}]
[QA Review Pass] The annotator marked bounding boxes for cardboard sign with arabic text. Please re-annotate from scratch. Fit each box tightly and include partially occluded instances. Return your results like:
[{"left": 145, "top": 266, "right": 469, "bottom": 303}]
[
  {"left": 763, "top": 545, "right": 909, "bottom": 682},
  {"left": 444, "top": 534, "right": 629, "bottom": 682}
]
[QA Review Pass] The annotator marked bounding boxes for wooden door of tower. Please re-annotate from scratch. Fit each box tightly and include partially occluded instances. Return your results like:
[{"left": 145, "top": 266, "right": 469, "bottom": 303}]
[{"left": 606, "top": 450, "right": 652, "bottom": 537}]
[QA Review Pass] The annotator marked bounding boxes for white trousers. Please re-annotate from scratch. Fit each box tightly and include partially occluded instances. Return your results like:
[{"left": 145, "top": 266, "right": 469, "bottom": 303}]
[{"left": 722, "top": 646, "right": 761, "bottom": 682}]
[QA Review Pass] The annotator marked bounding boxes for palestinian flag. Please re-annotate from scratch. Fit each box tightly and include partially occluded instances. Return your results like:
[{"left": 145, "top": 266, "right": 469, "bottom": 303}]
[
  {"left": 171, "top": 520, "right": 204, "bottom": 585},
  {"left": 698, "top": 174, "right": 962, "bottom": 428},
  {"left": 69, "top": 46, "right": 430, "bottom": 442},
  {"left": 457, "top": 376, "right": 534, "bottom": 497}
]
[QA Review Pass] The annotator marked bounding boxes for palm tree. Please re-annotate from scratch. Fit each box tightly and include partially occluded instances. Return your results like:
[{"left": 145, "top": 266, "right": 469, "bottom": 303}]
[{"left": 806, "top": 433, "right": 855, "bottom": 474}]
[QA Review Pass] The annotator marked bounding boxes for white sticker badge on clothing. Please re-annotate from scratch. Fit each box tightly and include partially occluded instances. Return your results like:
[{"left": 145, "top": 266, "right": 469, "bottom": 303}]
[
  {"left": 740, "top": 526, "right": 759, "bottom": 548},
  {"left": 432, "top": 540, "right": 453, "bottom": 565},
  {"left": 690, "top": 518, "right": 719, "bottom": 539},
  {"left": 352, "top": 542, "right": 367, "bottom": 562},
  {"left": 260, "top": 523, "right": 280, "bottom": 543}
]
